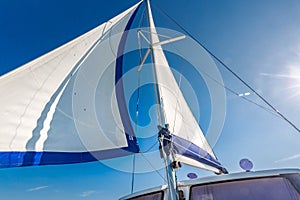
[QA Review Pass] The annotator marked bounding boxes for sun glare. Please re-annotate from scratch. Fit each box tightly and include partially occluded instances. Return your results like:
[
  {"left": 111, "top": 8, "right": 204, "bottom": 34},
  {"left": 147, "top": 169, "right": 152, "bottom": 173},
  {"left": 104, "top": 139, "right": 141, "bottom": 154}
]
[
  {"left": 283, "top": 65, "right": 300, "bottom": 100},
  {"left": 260, "top": 65, "right": 300, "bottom": 102}
]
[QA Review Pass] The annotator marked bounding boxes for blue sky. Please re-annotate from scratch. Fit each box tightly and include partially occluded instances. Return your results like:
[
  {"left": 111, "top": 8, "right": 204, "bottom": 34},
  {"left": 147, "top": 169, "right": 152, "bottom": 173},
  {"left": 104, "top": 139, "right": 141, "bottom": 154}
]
[{"left": 1, "top": 0, "right": 300, "bottom": 199}]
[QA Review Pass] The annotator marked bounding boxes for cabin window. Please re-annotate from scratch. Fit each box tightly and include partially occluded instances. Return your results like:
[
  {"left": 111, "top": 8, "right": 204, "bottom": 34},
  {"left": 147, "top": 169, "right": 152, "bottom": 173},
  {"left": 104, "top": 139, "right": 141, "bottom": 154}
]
[
  {"left": 285, "top": 173, "right": 300, "bottom": 192},
  {"left": 190, "top": 176, "right": 300, "bottom": 200},
  {"left": 127, "top": 191, "right": 164, "bottom": 200}
]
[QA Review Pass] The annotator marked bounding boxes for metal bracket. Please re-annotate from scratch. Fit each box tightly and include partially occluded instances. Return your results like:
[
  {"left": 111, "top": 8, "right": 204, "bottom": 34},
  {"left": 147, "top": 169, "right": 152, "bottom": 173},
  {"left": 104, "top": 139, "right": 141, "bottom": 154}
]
[{"left": 137, "top": 30, "right": 186, "bottom": 72}]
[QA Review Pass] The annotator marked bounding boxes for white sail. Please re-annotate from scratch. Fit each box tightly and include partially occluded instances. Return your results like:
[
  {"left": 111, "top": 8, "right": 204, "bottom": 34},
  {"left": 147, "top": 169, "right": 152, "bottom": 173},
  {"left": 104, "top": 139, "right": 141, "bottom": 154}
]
[
  {"left": 0, "top": 0, "right": 226, "bottom": 174},
  {"left": 146, "top": 2, "right": 226, "bottom": 174},
  {"left": 0, "top": 2, "right": 142, "bottom": 167}
]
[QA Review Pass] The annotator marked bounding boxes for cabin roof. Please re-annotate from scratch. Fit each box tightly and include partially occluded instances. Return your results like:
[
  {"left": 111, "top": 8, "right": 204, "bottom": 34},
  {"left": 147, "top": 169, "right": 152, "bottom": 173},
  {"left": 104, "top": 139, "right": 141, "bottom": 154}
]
[
  {"left": 179, "top": 168, "right": 300, "bottom": 186},
  {"left": 120, "top": 168, "right": 300, "bottom": 199}
]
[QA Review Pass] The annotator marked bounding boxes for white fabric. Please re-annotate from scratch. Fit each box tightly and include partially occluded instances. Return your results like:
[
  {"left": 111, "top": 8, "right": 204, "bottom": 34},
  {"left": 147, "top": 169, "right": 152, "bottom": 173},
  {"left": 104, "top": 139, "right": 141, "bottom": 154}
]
[
  {"left": 146, "top": 3, "right": 216, "bottom": 159},
  {"left": 174, "top": 155, "right": 220, "bottom": 174},
  {"left": 0, "top": 2, "right": 141, "bottom": 152}
]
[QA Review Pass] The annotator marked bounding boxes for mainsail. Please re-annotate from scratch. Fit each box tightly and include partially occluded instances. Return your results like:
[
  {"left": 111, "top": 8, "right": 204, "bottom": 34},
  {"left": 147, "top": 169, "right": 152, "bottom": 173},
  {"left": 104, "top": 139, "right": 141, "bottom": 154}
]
[
  {"left": 145, "top": 1, "right": 227, "bottom": 174},
  {"left": 0, "top": 0, "right": 226, "bottom": 174}
]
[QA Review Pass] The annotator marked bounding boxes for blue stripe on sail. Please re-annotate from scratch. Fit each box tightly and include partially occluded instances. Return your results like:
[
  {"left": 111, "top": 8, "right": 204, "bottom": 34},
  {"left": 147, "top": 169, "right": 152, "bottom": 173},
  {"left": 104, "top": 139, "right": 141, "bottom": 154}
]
[
  {"left": 115, "top": 4, "right": 141, "bottom": 153},
  {"left": 172, "top": 135, "right": 228, "bottom": 174},
  {"left": 0, "top": 148, "right": 138, "bottom": 168}
]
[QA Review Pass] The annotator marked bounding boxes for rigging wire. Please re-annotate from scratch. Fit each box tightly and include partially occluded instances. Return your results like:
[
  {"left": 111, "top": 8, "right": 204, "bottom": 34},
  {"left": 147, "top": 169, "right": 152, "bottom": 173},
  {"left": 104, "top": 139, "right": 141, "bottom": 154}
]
[
  {"left": 166, "top": 42, "right": 280, "bottom": 119},
  {"left": 131, "top": 154, "right": 136, "bottom": 194},
  {"left": 136, "top": 36, "right": 142, "bottom": 130},
  {"left": 134, "top": 3, "right": 169, "bottom": 186},
  {"left": 152, "top": 3, "right": 300, "bottom": 133},
  {"left": 139, "top": 152, "right": 168, "bottom": 183},
  {"left": 131, "top": 8, "right": 147, "bottom": 194},
  {"left": 141, "top": 140, "right": 159, "bottom": 153},
  {"left": 146, "top": 2, "right": 278, "bottom": 120},
  {"left": 162, "top": 39, "right": 282, "bottom": 161},
  {"left": 138, "top": 7, "right": 147, "bottom": 28},
  {"left": 139, "top": 29, "right": 172, "bottom": 39}
]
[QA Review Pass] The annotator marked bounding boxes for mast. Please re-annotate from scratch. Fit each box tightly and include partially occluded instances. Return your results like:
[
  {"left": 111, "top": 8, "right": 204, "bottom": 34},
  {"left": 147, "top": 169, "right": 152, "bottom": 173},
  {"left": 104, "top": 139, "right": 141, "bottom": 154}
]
[{"left": 145, "top": 1, "right": 179, "bottom": 199}]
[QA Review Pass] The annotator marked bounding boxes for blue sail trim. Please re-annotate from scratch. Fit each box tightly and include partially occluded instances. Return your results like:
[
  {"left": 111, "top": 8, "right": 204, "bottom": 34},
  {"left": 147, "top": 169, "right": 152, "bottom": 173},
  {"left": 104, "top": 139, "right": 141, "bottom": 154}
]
[
  {"left": 0, "top": 149, "right": 136, "bottom": 168},
  {"left": 115, "top": 4, "right": 141, "bottom": 153},
  {"left": 172, "top": 135, "right": 228, "bottom": 174}
]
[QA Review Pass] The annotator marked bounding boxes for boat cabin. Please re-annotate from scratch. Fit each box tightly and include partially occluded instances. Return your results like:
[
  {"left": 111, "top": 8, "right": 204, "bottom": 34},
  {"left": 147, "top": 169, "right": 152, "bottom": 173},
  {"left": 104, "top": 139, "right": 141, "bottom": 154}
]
[{"left": 120, "top": 169, "right": 300, "bottom": 200}]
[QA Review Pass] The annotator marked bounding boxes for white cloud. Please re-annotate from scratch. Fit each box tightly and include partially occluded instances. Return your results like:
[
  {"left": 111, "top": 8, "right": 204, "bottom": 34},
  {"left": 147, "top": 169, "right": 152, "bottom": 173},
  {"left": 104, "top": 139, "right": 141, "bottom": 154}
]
[
  {"left": 80, "top": 190, "right": 96, "bottom": 197},
  {"left": 275, "top": 154, "right": 300, "bottom": 163},
  {"left": 260, "top": 72, "right": 300, "bottom": 79},
  {"left": 27, "top": 185, "right": 49, "bottom": 192},
  {"left": 260, "top": 64, "right": 300, "bottom": 103}
]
